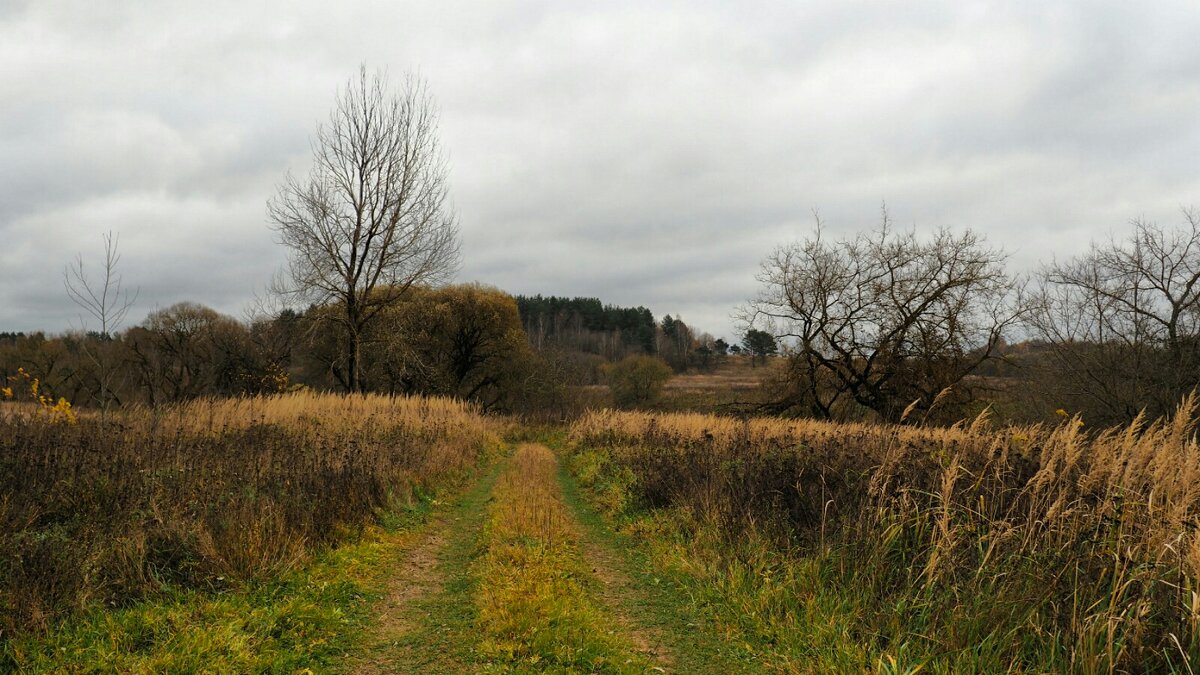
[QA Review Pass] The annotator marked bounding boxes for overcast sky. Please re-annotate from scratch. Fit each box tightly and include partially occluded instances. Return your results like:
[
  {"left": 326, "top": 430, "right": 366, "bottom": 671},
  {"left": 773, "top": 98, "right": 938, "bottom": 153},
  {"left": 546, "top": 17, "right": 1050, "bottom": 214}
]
[{"left": 3, "top": 1, "right": 1200, "bottom": 340}]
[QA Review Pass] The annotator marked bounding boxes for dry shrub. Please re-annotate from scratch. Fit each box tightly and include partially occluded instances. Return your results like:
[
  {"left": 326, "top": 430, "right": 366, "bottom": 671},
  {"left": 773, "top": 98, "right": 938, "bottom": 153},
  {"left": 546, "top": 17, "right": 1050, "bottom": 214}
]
[
  {"left": 194, "top": 495, "right": 308, "bottom": 582},
  {"left": 0, "top": 391, "right": 496, "bottom": 637},
  {"left": 571, "top": 397, "right": 1200, "bottom": 669}
]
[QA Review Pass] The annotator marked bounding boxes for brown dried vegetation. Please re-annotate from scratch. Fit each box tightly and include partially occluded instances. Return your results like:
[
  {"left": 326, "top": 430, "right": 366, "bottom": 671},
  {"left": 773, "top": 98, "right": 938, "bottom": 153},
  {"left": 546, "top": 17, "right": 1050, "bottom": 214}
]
[
  {"left": 0, "top": 391, "right": 495, "bottom": 638},
  {"left": 572, "top": 400, "right": 1200, "bottom": 670}
]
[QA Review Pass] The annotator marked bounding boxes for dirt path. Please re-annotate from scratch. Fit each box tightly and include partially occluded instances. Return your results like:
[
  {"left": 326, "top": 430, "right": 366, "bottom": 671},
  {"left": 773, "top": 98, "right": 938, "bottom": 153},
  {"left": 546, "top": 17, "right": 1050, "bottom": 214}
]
[
  {"left": 346, "top": 519, "right": 448, "bottom": 673},
  {"left": 342, "top": 443, "right": 742, "bottom": 673},
  {"left": 341, "top": 459, "right": 504, "bottom": 673}
]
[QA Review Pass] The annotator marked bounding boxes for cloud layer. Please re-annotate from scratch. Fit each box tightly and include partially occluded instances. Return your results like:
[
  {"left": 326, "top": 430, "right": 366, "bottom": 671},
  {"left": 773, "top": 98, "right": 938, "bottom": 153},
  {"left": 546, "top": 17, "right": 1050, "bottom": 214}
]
[{"left": 3, "top": 1, "right": 1200, "bottom": 339}]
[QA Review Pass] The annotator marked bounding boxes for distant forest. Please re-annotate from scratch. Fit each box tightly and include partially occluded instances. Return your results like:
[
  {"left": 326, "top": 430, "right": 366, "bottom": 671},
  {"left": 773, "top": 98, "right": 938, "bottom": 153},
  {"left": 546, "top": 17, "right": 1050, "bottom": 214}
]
[
  {"left": 515, "top": 295, "right": 656, "bottom": 357},
  {"left": 0, "top": 287, "right": 726, "bottom": 417},
  {"left": 514, "top": 295, "right": 732, "bottom": 375}
]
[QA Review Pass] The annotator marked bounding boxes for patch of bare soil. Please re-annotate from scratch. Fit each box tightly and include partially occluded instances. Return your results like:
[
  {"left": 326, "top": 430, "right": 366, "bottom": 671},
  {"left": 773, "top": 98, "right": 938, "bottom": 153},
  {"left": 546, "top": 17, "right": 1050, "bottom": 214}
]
[
  {"left": 581, "top": 537, "right": 675, "bottom": 672},
  {"left": 348, "top": 518, "right": 450, "bottom": 674},
  {"left": 379, "top": 531, "right": 446, "bottom": 633}
]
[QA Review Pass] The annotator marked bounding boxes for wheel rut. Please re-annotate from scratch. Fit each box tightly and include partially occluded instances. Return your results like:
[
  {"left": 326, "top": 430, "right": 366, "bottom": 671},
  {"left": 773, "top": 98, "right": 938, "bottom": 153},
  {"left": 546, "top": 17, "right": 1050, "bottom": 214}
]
[
  {"left": 342, "top": 459, "right": 503, "bottom": 674},
  {"left": 346, "top": 443, "right": 730, "bottom": 673},
  {"left": 556, "top": 444, "right": 752, "bottom": 674},
  {"left": 582, "top": 537, "right": 675, "bottom": 670}
]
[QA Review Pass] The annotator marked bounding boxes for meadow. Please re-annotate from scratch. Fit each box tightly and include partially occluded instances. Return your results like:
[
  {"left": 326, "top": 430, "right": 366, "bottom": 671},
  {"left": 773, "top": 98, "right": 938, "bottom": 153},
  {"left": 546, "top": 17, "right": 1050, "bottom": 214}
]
[
  {"left": 5, "top": 383, "right": 1199, "bottom": 672},
  {"left": 568, "top": 402, "right": 1200, "bottom": 672},
  {"left": 0, "top": 392, "right": 497, "bottom": 642}
]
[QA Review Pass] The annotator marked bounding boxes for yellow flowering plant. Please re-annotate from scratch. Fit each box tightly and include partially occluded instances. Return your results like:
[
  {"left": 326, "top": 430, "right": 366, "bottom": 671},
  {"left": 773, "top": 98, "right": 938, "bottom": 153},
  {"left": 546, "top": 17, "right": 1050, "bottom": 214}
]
[{"left": 4, "top": 367, "right": 76, "bottom": 423}]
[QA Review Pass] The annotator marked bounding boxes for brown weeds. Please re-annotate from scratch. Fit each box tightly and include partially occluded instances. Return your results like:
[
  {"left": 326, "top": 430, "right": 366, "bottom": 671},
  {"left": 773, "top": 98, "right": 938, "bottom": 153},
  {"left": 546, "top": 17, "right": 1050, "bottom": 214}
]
[
  {"left": 0, "top": 391, "right": 496, "bottom": 638},
  {"left": 571, "top": 397, "right": 1200, "bottom": 669}
]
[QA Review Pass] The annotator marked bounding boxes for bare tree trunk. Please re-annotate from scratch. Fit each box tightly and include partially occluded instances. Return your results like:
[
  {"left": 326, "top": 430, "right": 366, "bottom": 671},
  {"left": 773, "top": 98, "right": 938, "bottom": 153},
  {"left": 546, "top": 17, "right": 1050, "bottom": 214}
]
[{"left": 347, "top": 328, "right": 361, "bottom": 393}]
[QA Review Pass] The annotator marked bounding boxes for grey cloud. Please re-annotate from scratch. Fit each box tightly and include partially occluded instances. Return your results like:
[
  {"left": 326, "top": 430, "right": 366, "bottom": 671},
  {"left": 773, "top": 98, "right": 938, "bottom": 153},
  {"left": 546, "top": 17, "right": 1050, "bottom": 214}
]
[{"left": 3, "top": 1, "right": 1200, "bottom": 340}]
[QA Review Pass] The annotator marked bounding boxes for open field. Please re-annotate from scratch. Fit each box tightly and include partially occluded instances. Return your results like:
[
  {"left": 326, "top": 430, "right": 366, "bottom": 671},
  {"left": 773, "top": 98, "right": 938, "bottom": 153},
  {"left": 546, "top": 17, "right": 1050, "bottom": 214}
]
[
  {"left": 657, "top": 357, "right": 783, "bottom": 413},
  {"left": 572, "top": 356, "right": 783, "bottom": 414},
  {"left": 0, "top": 392, "right": 498, "bottom": 655},
  {"left": 5, "top": 392, "right": 1200, "bottom": 672},
  {"left": 661, "top": 355, "right": 781, "bottom": 392}
]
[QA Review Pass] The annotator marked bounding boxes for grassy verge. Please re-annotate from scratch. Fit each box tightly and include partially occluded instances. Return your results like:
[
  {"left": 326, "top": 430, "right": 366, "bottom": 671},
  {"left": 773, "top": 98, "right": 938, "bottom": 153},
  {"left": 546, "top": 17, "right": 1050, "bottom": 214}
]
[
  {"left": 566, "top": 441, "right": 1073, "bottom": 672},
  {"left": 565, "top": 443, "right": 879, "bottom": 672},
  {"left": 554, "top": 441, "right": 755, "bottom": 674},
  {"left": 473, "top": 444, "right": 648, "bottom": 673},
  {"left": 5, "top": 520, "right": 415, "bottom": 672},
  {"left": 566, "top": 408, "right": 1200, "bottom": 672}
]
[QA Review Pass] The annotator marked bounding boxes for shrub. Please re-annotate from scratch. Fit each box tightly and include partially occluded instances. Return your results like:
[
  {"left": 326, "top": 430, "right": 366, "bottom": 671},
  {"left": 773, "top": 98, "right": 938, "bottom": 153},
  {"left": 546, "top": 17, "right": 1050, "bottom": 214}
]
[{"left": 604, "top": 355, "right": 672, "bottom": 408}]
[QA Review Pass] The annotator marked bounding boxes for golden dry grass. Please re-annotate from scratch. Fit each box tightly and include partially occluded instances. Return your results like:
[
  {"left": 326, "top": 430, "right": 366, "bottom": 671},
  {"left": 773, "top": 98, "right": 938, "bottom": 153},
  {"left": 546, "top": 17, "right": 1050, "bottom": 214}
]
[
  {"left": 147, "top": 390, "right": 484, "bottom": 433},
  {"left": 0, "top": 390, "right": 498, "bottom": 638},
  {"left": 570, "top": 398, "right": 1200, "bottom": 670},
  {"left": 487, "top": 444, "right": 576, "bottom": 544}
]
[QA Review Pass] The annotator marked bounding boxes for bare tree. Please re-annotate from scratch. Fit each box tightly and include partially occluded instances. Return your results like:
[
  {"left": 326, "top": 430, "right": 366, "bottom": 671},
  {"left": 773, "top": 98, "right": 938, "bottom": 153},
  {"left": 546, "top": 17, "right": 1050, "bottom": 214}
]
[
  {"left": 1028, "top": 210, "right": 1200, "bottom": 423},
  {"left": 744, "top": 210, "right": 1024, "bottom": 423},
  {"left": 64, "top": 230, "right": 137, "bottom": 413},
  {"left": 268, "top": 66, "right": 460, "bottom": 392}
]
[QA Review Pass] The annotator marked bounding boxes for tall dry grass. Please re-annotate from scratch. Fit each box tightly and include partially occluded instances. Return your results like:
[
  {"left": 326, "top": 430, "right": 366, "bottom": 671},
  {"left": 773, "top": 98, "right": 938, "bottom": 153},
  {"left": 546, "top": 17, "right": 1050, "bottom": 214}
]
[
  {"left": 0, "top": 391, "right": 496, "bottom": 638},
  {"left": 571, "top": 399, "right": 1200, "bottom": 670},
  {"left": 486, "top": 444, "right": 575, "bottom": 545}
]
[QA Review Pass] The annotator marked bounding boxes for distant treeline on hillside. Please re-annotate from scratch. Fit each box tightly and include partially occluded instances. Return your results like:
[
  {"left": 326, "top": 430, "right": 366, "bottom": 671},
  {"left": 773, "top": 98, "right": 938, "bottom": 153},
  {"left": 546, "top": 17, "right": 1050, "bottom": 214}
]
[{"left": 515, "top": 295, "right": 656, "bottom": 359}]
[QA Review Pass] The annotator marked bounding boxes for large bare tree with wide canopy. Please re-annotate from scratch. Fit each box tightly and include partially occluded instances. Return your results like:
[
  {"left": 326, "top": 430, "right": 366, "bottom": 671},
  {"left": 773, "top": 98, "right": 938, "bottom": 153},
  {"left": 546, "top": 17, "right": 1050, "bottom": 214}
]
[
  {"left": 268, "top": 67, "right": 460, "bottom": 391},
  {"left": 745, "top": 210, "right": 1025, "bottom": 423}
]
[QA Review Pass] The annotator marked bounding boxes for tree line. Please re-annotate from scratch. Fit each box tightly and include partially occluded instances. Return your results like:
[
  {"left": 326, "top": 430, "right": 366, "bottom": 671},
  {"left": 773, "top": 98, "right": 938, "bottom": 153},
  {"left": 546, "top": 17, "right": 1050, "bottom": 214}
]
[
  {"left": 1, "top": 283, "right": 578, "bottom": 414},
  {"left": 2, "top": 284, "right": 756, "bottom": 418},
  {"left": 516, "top": 295, "right": 656, "bottom": 358},
  {"left": 745, "top": 207, "right": 1200, "bottom": 426},
  {"left": 10, "top": 64, "right": 1190, "bottom": 427}
]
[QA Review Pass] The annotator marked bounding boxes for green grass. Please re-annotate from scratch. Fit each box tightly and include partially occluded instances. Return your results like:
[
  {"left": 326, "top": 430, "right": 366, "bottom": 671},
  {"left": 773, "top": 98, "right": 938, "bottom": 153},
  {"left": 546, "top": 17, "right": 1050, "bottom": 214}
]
[
  {"left": 4, "top": 526, "right": 397, "bottom": 673},
  {"left": 555, "top": 441, "right": 755, "bottom": 674},
  {"left": 1, "top": 475, "right": 471, "bottom": 673}
]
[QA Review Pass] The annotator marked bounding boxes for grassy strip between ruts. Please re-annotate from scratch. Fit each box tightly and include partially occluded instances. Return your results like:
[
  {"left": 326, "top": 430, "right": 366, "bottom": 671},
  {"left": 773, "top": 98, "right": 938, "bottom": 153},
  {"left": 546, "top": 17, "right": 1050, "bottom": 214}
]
[
  {"left": 3, "top": 473, "right": 487, "bottom": 673},
  {"left": 473, "top": 443, "right": 650, "bottom": 673}
]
